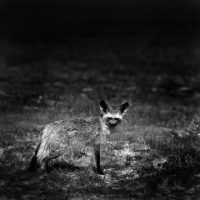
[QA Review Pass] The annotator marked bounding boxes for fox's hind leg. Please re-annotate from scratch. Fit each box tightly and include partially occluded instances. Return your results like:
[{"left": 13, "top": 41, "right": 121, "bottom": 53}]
[{"left": 44, "top": 153, "right": 74, "bottom": 172}]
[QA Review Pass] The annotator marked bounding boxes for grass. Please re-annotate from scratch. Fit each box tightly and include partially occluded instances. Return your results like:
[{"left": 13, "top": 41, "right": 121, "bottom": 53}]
[
  {"left": 1, "top": 24, "right": 200, "bottom": 199},
  {"left": 1, "top": 102, "right": 200, "bottom": 199}
]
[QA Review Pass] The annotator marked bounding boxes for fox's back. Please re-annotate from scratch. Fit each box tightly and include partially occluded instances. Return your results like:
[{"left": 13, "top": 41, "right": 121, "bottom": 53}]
[{"left": 42, "top": 117, "right": 104, "bottom": 146}]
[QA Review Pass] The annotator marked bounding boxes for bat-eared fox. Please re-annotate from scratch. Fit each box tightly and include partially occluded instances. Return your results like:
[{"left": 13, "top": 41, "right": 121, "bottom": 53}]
[{"left": 28, "top": 100, "right": 129, "bottom": 174}]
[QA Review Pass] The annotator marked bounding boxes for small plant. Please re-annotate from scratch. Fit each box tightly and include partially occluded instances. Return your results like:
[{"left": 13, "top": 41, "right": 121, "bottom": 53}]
[{"left": 131, "top": 120, "right": 200, "bottom": 198}]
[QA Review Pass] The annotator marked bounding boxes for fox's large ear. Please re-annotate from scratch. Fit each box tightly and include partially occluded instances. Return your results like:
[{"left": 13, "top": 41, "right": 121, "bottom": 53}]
[
  {"left": 117, "top": 102, "right": 129, "bottom": 115},
  {"left": 100, "top": 100, "right": 110, "bottom": 114}
]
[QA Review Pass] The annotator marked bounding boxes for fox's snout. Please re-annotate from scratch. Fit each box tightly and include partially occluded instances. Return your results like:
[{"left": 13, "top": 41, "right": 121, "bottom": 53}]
[{"left": 108, "top": 119, "right": 119, "bottom": 126}]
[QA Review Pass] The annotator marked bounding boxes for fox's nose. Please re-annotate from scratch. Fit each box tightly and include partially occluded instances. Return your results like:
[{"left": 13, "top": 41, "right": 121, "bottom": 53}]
[{"left": 109, "top": 119, "right": 117, "bottom": 125}]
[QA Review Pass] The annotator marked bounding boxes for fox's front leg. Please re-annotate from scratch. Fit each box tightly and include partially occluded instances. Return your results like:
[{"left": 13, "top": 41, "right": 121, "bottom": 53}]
[{"left": 91, "top": 144, "right": 104, "bottom": 175}]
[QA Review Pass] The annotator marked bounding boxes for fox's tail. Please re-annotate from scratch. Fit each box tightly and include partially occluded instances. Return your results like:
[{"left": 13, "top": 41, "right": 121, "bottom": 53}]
[{"left": 28, "top": 144, "right": 41, "bottom": 172}]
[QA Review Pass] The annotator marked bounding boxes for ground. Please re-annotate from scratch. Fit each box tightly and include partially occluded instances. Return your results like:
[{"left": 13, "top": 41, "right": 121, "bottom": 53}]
[{"left": 1, "top": 23, "right": 200, "bottom": 199}]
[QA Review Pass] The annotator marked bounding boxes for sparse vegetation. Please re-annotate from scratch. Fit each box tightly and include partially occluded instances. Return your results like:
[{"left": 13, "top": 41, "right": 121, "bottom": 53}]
[{"left": 1, "top": 24, "right": 200, "bottom": 199}]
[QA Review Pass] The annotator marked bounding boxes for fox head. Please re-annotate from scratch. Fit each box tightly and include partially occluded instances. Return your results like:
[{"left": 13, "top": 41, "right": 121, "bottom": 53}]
[{"left": 100, "top": 100, "right": 129, "bottom": 128}]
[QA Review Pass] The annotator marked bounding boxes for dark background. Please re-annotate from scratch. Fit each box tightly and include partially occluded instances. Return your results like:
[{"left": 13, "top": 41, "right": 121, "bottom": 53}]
[
  {"left": 1, "top": 0, "right": 200, "bottom": 41},
  {"left": 1, "top": 0, "right": 200, "bottom": 111}
]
